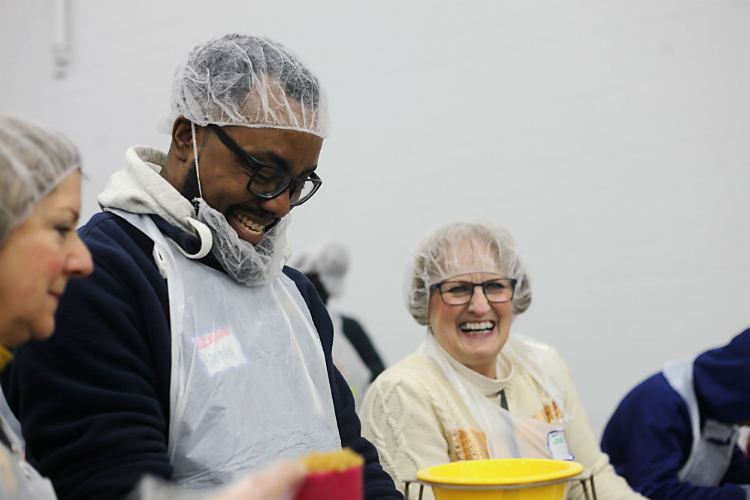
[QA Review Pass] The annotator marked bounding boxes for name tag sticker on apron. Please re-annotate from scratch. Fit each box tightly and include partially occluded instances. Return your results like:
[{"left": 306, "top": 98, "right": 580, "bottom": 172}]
[
  {"left": 193, "top": 328, "right": 248, "bottom": 376},
  {"left": 547, "top": 430, "right": 574, "bottom": 461}
]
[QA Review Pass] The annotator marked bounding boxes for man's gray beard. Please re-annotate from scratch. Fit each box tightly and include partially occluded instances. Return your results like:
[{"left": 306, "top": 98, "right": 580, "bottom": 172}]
[{"left": 194, "top": 198, "right": 289, "bottom": 286}]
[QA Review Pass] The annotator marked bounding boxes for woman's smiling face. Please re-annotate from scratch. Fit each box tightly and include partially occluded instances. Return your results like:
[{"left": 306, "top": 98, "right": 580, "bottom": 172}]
[{"left": 429, "top": 270, "right": 513, "bottom": 378}]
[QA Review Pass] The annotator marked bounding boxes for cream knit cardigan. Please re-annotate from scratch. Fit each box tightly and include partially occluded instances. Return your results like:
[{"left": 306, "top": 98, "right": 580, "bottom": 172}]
[{"left": 360, "top": 341, "right": 646, "bottom": 500}]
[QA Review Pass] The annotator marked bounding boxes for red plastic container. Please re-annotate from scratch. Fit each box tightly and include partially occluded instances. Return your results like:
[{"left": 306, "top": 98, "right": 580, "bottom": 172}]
[{"left": 293, "top": 465, "right": 363, "bottom": 500}]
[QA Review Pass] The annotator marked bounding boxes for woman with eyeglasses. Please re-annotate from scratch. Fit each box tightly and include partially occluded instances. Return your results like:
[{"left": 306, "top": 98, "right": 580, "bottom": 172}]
[{"left": 360, "top": 221, "right": 645, "bottom": 500}]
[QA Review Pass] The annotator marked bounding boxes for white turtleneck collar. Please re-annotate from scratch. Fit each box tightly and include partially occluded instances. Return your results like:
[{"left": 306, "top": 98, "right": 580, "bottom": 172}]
[{"left": 432, "top": 337, "right": 514, "bottom": 397}]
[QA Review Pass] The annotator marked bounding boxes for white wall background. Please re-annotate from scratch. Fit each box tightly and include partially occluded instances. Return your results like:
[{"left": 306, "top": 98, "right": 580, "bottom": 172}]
[{"left": 2, "top": 0, "right": 749, "bottom": 436}]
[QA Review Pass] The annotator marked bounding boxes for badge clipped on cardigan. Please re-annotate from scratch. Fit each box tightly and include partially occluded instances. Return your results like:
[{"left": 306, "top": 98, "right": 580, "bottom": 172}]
[{"left": 548, "top": 430, "right": 575, "bottom": 461}]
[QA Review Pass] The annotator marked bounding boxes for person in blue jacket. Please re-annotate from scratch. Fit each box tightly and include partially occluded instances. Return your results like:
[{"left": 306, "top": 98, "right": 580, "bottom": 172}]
[
  {"left": 601, "top": 328, "right": 750, "bottom": 500},
  {"left": 2, "top": 34, "right": 402, "bottom": 500}
]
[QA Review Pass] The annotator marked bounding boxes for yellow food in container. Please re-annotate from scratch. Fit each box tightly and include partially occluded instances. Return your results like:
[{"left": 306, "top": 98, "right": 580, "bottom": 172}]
[
  {"left": 415, "top": 458, "right": 584, "bottom": 500},
  {"left": 295, "top": 448, "right": 365, "bottom": 500}
]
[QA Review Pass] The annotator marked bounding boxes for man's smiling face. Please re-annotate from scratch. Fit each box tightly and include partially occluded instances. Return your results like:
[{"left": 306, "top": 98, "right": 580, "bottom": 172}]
[{"left": 188, "top": 125, "right": 324, "bottom": 245}]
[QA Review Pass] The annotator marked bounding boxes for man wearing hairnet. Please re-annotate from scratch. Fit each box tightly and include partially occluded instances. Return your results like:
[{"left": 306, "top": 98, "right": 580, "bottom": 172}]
[{"left": 2, "top": 34, "right": 402, "bottom": 500}]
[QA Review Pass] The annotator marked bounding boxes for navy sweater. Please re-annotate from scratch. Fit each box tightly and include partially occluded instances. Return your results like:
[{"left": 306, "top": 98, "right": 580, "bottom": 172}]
[
  {"left": 2, "top": 212, "right": 402, "bottom": 500},
  {"left": 601, "top": 329, "right": 750, "bottom": 500}
]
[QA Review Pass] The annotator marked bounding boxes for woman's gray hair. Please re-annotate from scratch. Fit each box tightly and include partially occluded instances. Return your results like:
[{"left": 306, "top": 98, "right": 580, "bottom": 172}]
[
  {"left": 0, "top": 114, "right": 81, "bottom": 245},
  {"left": 404, "top": 221, "right": 532, "bottom": 325}
]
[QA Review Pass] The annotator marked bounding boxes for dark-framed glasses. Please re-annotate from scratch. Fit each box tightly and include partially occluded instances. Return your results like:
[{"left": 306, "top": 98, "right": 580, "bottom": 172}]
[
  {"left": 430, "top": 278, "right": 517, "bottom": 306},
  {"left": 207, "top": 124, "right": 322, "bottom": 207}
]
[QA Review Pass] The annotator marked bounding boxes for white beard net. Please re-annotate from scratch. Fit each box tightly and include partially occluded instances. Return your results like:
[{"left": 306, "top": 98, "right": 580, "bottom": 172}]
[{"left": 194, "top": 198, "right": 290, "bottom": 287}]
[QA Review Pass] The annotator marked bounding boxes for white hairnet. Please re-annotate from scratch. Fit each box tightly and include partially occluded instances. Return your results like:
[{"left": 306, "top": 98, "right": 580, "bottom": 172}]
[
  {"left": 166, "top": 34, "right": 331, "bottom": 138},
  {"left": 289, "top": 240, "right": 350, "bottom": 299},
  {"left": 405, "top": 221, "right": 532, "bottom": 325},
  {"left": 0, "top": 114, "right": 81, "bottom": 246}
]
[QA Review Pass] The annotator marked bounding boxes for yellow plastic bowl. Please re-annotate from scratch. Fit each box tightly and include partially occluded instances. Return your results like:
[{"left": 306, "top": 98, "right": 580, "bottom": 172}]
[{"left": 415, "top": 459, "right": 583, "bottom": 500}]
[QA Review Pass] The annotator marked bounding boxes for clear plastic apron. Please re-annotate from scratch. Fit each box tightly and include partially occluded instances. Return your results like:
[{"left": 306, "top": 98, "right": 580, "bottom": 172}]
[
  {"left": 419, "top": 332, "right": 574, "bottom": 461},
  {"left": 663, "top": 357, "right": 738, "bottom": 486},
  {"left": 0, "top": 416, "right": 56, "bottom": 500},
  {"left": 112, "top": 211, "right": 341, "bottom": 489}
]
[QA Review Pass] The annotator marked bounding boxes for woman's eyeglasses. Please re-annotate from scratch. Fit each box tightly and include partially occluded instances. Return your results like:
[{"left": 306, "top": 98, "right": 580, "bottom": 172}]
[{"left": 430, "top": 279, "right": 517, "bottom": 306}]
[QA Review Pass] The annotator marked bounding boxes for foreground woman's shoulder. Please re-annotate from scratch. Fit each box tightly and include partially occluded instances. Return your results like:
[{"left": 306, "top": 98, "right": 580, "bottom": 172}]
[
  {"left": 505, "top": 333, "right": 567, "bottom": 364},
  {"left": 369, "top": 354, "right": 445, "bottom": 390},
  {"left": 362, "top": 353, "right": 454, "bottom": 422},
  {"left": 507, "top": 332, "right": 559, "bottom": 352}
]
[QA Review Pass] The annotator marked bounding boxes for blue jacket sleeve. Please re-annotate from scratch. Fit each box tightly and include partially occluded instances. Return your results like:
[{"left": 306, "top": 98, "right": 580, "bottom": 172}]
[
  {"left": 2, "top": 214, "right": 174, "bottom": 500},
  {"left": 601, "top": 373, "right": 748, "bottom": 500},
  {"left": 284, "top": 267, "right": 404, "bottom": 500}
]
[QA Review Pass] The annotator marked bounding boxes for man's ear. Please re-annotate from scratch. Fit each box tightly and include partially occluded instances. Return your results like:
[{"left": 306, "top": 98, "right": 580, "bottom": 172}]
[{"left": 171, "top": 116, "right": 202, "bottom": 162}]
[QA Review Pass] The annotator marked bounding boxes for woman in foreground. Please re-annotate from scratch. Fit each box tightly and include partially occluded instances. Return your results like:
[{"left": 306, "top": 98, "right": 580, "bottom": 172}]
[
  {"left": 360, "top": 220, "right": 645, "bottom": 500},
  {"left": 0, "top": 114, "right": 305, "bottom": 500}
]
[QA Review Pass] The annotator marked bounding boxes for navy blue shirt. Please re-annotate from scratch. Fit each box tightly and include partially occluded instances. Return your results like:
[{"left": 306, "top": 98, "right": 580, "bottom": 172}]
[
  {"left": 2, "top": 212, "right": 402, "bottom": 500},
  {"left": 601, "top": 329, "right": 750, "bottom": 500}
]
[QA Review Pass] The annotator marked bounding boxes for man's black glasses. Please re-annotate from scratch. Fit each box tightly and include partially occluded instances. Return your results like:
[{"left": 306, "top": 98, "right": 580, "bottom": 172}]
[{"left": 208, "top": 124, "right": 322, "bottom": 207}]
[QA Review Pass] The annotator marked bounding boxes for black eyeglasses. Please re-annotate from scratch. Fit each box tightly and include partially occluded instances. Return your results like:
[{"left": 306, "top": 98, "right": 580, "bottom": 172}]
[
  {"left": 430, "top": 279, "right": 517, "bottom": 306},
  {"left": 207, "top": 124, "right": 322, "bottom": 207}
]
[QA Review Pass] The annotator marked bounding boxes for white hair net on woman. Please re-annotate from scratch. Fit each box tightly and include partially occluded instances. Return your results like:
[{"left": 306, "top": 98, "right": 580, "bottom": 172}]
[
  {"left": 405, "top": 221, "right": 532, "bottom": 325},
  {"left": 0, "top": 114, "right": 81, "bottom": 246},
  {"left": 289, "top": 241, "right": 350, "bottom": 299},
  {"left": 165, "top": 33, "right": 331, "bottom": 138}
]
